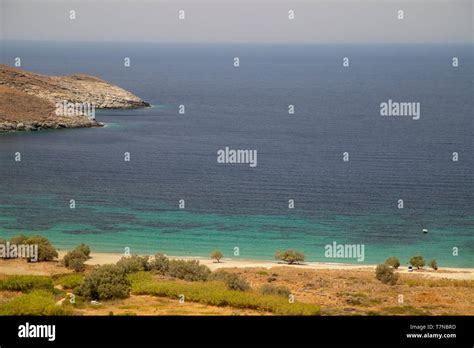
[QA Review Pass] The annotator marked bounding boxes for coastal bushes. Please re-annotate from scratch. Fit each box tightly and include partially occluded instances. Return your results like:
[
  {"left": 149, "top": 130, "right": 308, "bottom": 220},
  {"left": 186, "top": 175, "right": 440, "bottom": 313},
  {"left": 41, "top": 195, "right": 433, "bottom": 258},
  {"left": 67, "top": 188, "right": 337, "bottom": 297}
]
[
  {"left": 210, "top": 271, "right": 250, "bottom": 291},
  {"left": 54, "top": 273, "right": 83, "bottom": 290},
  {"left": 75, "top": 243, "right": 91, "bottom": 257},
  {"left": 150, "top": 253, "right": 170, "bottom": 274},
  {"left": 409, "top": 256, "right": 426, "bottom": 269},
  {"left": 75, "top": 264, "right": 130, "bottom": 301},
  {"left": 384, "top": 256, "right": 400, "bottom": 269},
  {"left": 260, "top": 284, "right": 291, "bottom": 298},
  {"left": 167, "top": 259, "right": 211, "bottom": 282},
  {"left": 116, "top": 255, "right": 151, "bottom": 274},
  {"left": 74, "top": 254, "right": 221, "bottom": 301},
  {"left": 8, "top": 235, "right": 57, "bottom": 261},
  {"left": 63, "top": 244, "right": 91, "bottom": 272},
  {"left": 129, "top": 272, "right": 320, "bottom": 316},
  {"left": 0, "top": 290, "right": 72, "bottom": 315},
  {"left": 375, "top": 264, "right": 399, "bottom": 285},
  {"left": 149, "top": 254, "right": 210, "bottom": 281},
  {"left": 274, "top": 249, "right": 305, "bottom": 264},
  {"left": 69, "top": 257, "right": 86, "bottom": 272},
  {"left": 382, "top": 255, "right": 436, "bottom": 271},
  {"left": 0, "top": 275, "right": 54, "bottom": 292}
]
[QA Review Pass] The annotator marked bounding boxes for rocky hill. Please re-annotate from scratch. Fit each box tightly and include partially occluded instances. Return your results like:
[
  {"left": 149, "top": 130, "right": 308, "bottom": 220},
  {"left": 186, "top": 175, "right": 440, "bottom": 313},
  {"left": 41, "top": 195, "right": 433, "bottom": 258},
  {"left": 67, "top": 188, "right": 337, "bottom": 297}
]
[{"left": 0, "top": 64, "right": 150, "bottom": 131}]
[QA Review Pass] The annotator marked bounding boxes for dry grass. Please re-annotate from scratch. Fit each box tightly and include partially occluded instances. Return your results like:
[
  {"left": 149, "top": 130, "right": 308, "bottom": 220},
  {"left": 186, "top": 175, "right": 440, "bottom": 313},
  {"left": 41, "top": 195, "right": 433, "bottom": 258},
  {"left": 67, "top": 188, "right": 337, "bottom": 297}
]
[
  {"left": 75, "top": 295, "right": 269, "bottom": 316},
  {"left": 0, "top": 85, "right": 56, "bottom": 122},
  {"left": 218, "top": 267, "right": 474, "bottom": 315}
]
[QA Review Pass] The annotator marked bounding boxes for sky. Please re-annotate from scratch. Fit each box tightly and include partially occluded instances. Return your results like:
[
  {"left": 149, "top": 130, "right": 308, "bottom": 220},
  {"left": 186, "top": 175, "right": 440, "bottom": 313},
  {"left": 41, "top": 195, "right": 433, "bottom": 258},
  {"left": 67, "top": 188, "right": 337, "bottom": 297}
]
[{"left": 0, "top": 0, "right": 472, "bottom": 44}]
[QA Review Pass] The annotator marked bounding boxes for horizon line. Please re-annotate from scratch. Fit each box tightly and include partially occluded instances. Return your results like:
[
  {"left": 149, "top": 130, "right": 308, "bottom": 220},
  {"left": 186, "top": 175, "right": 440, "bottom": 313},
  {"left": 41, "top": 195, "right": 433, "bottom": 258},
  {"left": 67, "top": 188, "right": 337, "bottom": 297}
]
[{"left": 2, "top": 39, "right": 473, "bottom": 46}]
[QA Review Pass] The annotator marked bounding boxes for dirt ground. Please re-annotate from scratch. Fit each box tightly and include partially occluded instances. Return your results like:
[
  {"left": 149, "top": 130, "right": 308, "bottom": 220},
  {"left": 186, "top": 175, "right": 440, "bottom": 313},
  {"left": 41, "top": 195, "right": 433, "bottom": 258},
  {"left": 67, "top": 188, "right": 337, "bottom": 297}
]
[{"left": 222, "top": 267, "right": 474, "bottom": 315}]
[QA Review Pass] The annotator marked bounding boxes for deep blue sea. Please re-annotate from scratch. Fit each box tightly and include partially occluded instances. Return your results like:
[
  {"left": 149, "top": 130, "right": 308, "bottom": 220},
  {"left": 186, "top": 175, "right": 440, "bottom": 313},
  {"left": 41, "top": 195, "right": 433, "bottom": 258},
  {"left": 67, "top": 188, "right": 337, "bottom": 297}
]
[{"left": 0, "top": 41, "right": 472, "bottom": 267}]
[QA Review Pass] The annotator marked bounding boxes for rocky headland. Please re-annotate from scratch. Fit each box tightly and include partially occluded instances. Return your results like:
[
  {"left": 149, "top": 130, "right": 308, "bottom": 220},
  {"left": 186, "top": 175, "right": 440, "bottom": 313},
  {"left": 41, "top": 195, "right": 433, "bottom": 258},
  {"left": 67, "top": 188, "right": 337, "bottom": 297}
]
[{"left": 0, "top": 64, "right": 150, "bottom": 132}]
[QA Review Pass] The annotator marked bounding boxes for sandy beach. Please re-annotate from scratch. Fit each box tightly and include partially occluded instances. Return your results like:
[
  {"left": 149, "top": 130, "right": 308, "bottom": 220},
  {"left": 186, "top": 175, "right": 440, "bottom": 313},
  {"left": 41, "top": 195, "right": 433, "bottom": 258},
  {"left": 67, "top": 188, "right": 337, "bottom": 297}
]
[
  {"left": 66, "top": 251, "right": 474, "bottom": 281},
  {"left": 1, "top": 251, "right": 471, "bottom": 280}
]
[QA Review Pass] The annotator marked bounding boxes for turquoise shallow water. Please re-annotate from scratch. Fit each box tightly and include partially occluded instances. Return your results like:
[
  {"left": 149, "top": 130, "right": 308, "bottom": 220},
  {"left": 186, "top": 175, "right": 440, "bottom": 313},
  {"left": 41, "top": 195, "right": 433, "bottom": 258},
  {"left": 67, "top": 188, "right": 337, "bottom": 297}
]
[
  {"left": 0, "top": 194, "right": 472, "bottom": 267},
  {"left": 0, "top": 42, "right": 473, "bottom": 267}
]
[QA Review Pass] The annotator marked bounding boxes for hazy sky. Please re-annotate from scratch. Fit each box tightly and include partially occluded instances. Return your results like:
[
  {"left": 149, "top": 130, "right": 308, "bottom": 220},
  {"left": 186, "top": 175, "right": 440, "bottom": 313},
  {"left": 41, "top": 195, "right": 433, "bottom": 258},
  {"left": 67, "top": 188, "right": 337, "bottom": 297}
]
[{"left": 1, "top": 0, "right": 472, "bottom": 44}]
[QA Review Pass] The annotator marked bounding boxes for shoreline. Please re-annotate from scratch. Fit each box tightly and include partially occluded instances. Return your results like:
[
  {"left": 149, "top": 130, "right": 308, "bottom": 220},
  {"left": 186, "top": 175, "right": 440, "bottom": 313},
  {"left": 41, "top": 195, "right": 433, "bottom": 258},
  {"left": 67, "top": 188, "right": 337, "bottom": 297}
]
[
  {"left": 1, "top": 250, "right": 471, "bottom": 280},
  {"left": 59, "top": 251, "right": 474, "bottom": 280}
]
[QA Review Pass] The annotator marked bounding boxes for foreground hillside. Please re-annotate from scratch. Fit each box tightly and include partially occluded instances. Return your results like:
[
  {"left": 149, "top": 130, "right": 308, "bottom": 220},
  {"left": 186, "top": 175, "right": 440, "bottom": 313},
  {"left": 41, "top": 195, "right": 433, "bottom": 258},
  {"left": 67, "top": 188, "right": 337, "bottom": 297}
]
[{"left": 0, "top": 255, "right": 472, "bottom": 316}]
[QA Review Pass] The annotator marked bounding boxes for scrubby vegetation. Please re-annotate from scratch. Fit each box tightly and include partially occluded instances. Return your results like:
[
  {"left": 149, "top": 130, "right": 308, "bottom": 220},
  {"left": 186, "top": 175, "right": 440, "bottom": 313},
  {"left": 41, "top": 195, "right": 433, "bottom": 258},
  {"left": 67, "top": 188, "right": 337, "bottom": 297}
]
[
  {"left": 0, "top": 275, "right": 54, "bottom": 292},
  {"left": 210, "top": 271, "right": 250, "bottom": 291},
  {"left": 116, "top": 255, "right": 151, "bottom": 274},
  {"left": 384, "top": 256, "right": 400, "bottom": 269},
  {"left": 75, "top": 243, "right": 90, "bottom": 258},
  {"left": 54, "top": 273, "right": 83, "bottom": 290},
  {"left": 274, "top": 249, "right": 305, "bottom": 264},
  {"left": 401, "top": 277, "right": 473, "bottom": 288},
  {"left": 260, "top": 284, "right": 291, "bottom": 297},
  {"left": 337, "top": 292, "right": 382, "bottom": 307},
  {"left": 2, "top": 238, "right": 472, "bottom": 316},
  {"left": 62, "top": 243, "right": 92, "bottom": 272},
  {"left": 0, "top": 290, "right": 72, "bottom": 315},
  {"left": 166, "top": 259, "right": 211, "bottom": 281},
  {"left": 375, "top": 264, "right": 399, "bottom": 285},
  {"left": 409, "top": 255, "right": 426, "bottom": 269},
  {"left": 149, "top": 254, "right": 211, "bottom": 281},
  {"left": 8, "top": 235, "right": 58, "bottom": 261},
  {"left": 75, "top": 264, "right": 130, "bottom": 301},
  {"left": 149, "top": 253, "right": 170, "bottom": 274},
  {"left": 129, "top": 272, "right": 320, "bottom": 315}
]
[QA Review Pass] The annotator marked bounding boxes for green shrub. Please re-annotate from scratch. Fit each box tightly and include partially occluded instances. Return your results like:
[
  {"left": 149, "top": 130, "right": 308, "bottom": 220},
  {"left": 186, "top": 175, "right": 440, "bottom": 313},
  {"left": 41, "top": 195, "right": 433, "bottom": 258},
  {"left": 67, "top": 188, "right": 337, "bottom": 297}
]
[
  {"left": 150, "top": 253, "right": 170, "bottom": 274},
  {"left": 409, "top": 256, "right": 426, "bottom": 269},
  {"left": 129, "top": 272, "right": 319, "bottom": 316},
  {"left": 76, "top": 243, "right": 90, "bottom": 257},
  {"left": 63, "top": 250, "right": 87, "bottom": 271},
  {"left": 116, "top": 255, "right": 150, "bottom": 274},
  {"left": 167, "top": 259, "right": 211, "bottom": 281},
  {"left": 75, "top": 264, "right": 130, "bottom": 301},
  {"left": 384, "top": 256, "right": 400, "bottom": 269},
  {"left": 9, "top": 235, "right": 58, "bottom": 261},
  {"left": 0, "top": 290, "right": 72, "bottom": 315},
  {"left": 375, "top": 264, "right": 399, "bottom": 285},
  {"left": 210, "top": 271, "right": 250, "bottom": 291},
  {"left": 9, "top": 235, "right": 28, "bottom": 244},
  {"left": 211, "top": 250, "right": 224, "bottom": 263},
  {"left": 429, "top": 259, "right": 438, "bottom": 270},
  {"left": 260, "top": 284, "right": 291, "bottom": 297},
  {"left": 69, "top": 258, "right": 86, "bottom": 272},
  {"left": 0, "top": 275, "right": 54, "bottom": 292},
  {"left": 224, "top": 274, "right": 250, "bottom": 291},
  {"left": 55, "top": 274, "right": 83, "bottom": 290},
  {"left": 274, "top": 249, "right": 305, "bottom": 264}
]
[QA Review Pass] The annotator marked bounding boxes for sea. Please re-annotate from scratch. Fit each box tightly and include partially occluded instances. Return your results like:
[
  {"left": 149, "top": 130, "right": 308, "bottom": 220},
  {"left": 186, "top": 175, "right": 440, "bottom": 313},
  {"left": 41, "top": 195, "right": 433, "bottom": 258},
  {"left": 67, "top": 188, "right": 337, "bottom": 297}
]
[{"left": 0, "top": 41, "right": 472, "bottom": 267}]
